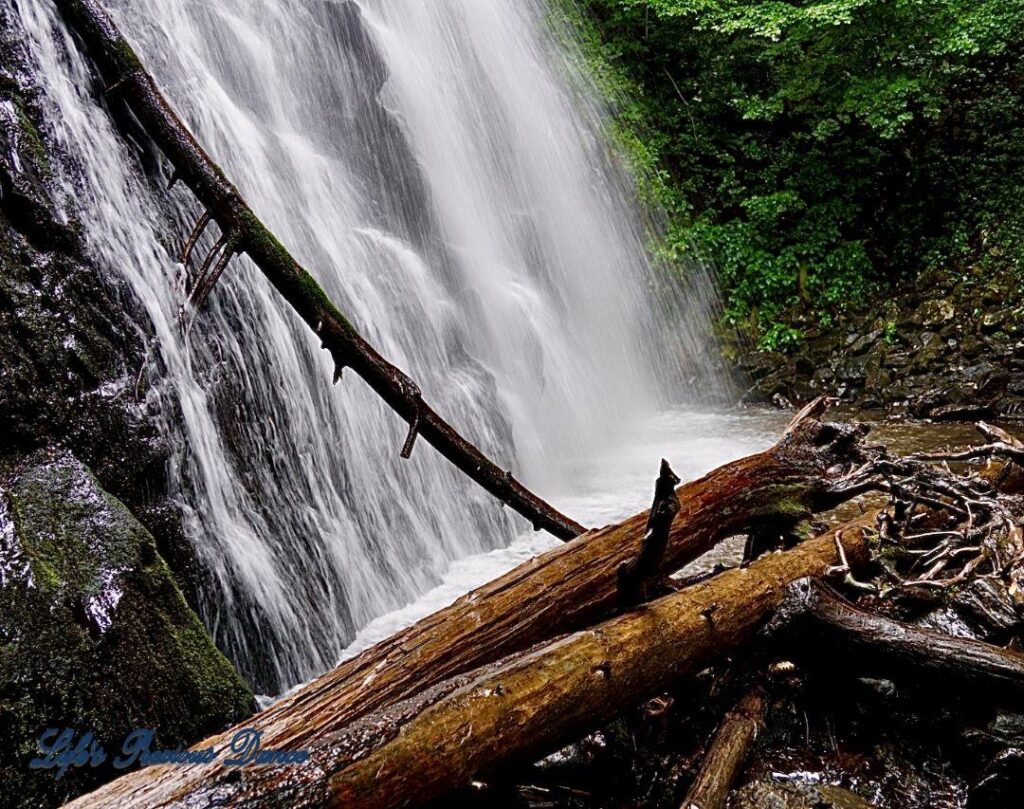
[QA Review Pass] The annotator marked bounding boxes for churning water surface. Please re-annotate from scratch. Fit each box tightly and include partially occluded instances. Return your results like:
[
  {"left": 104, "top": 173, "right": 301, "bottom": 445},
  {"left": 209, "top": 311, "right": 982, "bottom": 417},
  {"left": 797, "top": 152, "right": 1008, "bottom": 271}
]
[{"left": 19, "top": 0, "right": 754, "bottom": 696}]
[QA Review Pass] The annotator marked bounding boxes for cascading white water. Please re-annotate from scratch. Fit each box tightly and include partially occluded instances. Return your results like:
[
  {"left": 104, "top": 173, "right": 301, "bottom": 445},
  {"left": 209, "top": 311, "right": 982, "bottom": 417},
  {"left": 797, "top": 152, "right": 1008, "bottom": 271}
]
[{"left": 17, "top": 0, "right": 730, "bottom": 694}]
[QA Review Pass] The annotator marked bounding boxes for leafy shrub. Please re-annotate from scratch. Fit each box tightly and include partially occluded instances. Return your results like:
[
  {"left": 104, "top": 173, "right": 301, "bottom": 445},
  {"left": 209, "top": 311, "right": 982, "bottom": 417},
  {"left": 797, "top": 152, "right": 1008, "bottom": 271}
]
[{"left": 577, "top": 0, "right": 1024, "bottom": 348}]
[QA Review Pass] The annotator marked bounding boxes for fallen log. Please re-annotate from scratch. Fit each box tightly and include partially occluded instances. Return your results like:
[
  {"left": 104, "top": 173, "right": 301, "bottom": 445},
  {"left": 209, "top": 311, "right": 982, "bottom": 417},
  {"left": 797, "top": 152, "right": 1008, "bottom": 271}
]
[
  {"left": 65, "top": 401, "right": 872, "bottom": 807},
  {"left": 55, "top": 0, "right": 583, "bottom": 540},
  {"left": 768, "top": 578, "right": 1024, "bottom": 704},
  {"left": 168, "top": 522, "right": 873, "bottom": 808},
  {"left": 680, "top": 689, "right": 766, "bottom": 809}
]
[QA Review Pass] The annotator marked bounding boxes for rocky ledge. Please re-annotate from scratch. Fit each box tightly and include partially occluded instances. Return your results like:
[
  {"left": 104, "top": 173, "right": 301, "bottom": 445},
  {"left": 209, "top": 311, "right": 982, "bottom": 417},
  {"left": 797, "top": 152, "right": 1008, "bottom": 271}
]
[{"left": 737, "top": 266, "right": 1024, "bottom": 420}]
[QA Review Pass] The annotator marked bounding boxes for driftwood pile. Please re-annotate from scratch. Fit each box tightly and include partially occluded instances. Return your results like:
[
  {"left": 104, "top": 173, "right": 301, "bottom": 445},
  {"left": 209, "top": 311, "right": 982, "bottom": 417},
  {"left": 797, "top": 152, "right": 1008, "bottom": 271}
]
[
  {"left": 64, "top": 399, "right": 1024, "bottom": 808},
  {"left": 53, "top": 2, "right": 1024, "bottom": 807}
]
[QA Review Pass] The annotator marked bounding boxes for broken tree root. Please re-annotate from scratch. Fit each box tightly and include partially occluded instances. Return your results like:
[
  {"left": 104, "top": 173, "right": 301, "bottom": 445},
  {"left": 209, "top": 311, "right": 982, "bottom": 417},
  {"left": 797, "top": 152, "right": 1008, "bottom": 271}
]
[
  {"left": 910, "top": 421, "right": 1024, "bottom": 468},
  {"left": 768, "top": 578, "right": 1024, "bottom": 704},
  {"left": 618, "top": 458, "right": 682, "bottom": 608},
  {"left": 187, "top": 231, "right": 238, "bottom": 311},
  {"left": 807, "top": 426, "right": 1024, "bottom": 601},
  {"left": 56, "top": 0, "right": 584, "bottom": 540}
]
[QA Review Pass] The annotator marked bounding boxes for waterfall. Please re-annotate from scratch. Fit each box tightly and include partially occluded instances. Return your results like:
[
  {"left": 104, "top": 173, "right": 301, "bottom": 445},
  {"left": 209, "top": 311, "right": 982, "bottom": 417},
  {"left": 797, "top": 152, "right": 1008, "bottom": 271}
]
[{"left": 17, "top": 0, "right": 726, "bottom": 694}]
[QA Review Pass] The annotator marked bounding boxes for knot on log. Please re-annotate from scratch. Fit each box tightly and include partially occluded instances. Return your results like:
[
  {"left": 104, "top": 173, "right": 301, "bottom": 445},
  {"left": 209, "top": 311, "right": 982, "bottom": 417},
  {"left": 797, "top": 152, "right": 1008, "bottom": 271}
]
[
  {"left": 618, "top": 458, "right": 681, "bottom": 609},
  {"left": 762, "top": 577, "right": 818, "bottom": 639}
]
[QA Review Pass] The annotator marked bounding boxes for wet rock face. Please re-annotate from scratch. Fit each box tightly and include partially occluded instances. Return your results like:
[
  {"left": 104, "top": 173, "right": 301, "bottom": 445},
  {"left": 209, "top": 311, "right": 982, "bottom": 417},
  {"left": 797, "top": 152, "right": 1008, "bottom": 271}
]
[
  {"left": 0, "top": 450, "right": 254, "bottom": 808},
  {"left": 0, "top": 11, "right": 253, "bottom": 806},
  {"left": 737, "top": 267, "right": 1024, "bottom": 418},
  {"left": 0, "top": 10, "right": 161, "bottom": 511},
  {"left": 0, "top": 7, "right": 202, "bottom": 594}
]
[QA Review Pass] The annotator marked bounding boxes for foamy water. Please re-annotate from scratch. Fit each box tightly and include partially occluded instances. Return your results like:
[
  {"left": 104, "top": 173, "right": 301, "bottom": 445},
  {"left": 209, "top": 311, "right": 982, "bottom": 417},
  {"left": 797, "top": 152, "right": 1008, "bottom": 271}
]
[{"left": 337, "top": 408, "right": 784, "bottom": 666}]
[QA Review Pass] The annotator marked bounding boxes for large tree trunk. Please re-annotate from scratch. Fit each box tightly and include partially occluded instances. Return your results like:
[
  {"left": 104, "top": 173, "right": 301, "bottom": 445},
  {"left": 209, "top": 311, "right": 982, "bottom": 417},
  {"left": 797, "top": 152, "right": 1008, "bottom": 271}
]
[
  {"left": 155, "top": 522, "right": 874, "bottom": 808},
  {"left": 55, "top": 0, "right": 584, "bottom": 540},
  {"left": 66, "top": 402, "right": 871, "bottom": 808}
]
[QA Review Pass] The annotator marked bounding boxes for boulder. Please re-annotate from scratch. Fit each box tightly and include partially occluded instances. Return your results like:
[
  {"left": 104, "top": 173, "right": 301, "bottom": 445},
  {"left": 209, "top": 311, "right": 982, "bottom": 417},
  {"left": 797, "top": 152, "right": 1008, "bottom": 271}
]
[
  {"left": 0, "top": 451, "right": 254, "bottom": 807},
  {"left": 967, "top": 748, "right": 1024, "bottom": 809},
  {"left": 914, "top": 299, "right": 955, "bottom": 327}
]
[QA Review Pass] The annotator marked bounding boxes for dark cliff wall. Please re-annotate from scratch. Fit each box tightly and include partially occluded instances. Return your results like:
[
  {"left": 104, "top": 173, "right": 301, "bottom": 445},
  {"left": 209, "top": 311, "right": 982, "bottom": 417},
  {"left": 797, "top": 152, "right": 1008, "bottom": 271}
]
[{"left": 0, "top": 8, "right": 253, "bottom": 806}]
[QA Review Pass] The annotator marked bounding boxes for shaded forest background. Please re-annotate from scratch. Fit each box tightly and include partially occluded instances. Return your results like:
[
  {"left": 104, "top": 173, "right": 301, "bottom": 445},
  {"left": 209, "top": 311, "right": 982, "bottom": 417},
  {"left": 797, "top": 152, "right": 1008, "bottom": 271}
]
[{"left": 573, "top": 0, "right": 1024, "bottom": 353}]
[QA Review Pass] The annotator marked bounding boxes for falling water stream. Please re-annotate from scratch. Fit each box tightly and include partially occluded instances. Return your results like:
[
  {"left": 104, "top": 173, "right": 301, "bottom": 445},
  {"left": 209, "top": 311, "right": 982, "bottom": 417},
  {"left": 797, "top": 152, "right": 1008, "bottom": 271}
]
[{"left": 17, "top": 0, "right": 759, "bottom": 696}]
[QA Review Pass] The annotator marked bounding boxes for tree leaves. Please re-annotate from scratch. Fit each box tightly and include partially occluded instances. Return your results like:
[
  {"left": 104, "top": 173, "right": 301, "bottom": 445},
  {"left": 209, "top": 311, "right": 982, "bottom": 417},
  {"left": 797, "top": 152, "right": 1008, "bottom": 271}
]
[{"left": 580, "top": 0, "right": 1024, "bottom": 348}]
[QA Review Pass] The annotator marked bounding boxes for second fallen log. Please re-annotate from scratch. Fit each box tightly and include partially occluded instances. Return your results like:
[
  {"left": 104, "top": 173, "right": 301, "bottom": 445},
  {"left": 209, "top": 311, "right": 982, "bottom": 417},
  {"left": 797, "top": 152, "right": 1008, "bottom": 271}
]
[
  {"left": 680, "top": 689, "right": 767, "bottom": 809},
  {"left": 769, "top": 578, "right": 1024, "bottom": 704}
]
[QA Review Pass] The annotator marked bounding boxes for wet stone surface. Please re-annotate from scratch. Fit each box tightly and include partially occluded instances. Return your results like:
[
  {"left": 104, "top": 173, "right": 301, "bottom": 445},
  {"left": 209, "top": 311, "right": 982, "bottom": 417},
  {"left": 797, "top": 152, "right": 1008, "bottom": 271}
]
[
  {"left": 0, "top": 449, "right": 254, "bottom": 808},
  {"left": 0, "top": 5, "right": 197, "bottom": 588},
  {"left": 736, "top": 266, "right": 1024, "bottom": 421},
  {"left": 0, "top": 11, "right": 253, "bottom": 807}
]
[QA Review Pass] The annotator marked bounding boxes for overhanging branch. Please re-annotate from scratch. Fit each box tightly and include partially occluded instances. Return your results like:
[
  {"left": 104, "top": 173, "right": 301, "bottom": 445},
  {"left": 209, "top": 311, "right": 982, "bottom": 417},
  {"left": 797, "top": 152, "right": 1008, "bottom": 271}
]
[{"left": 56, "top": 0, "right": 586, "bottom": 540}]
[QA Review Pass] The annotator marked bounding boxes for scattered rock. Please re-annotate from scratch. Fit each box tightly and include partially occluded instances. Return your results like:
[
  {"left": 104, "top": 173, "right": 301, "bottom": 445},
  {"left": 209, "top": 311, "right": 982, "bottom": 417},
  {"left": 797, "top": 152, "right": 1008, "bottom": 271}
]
[
  {"left": 915, "top": 298, "right": 956, "bottom": 327},
  {"left": 981, "top": 311, "right": 1007, "bottom": 333},
  {"left": 930, "top": 402, "right": 996, "bottom": 422},
  {"left": 734, "top": 268, "right": 1024, "bottom": 418},
  {"left": 731, "top": 781, "right": 876, "bottom": 809}
]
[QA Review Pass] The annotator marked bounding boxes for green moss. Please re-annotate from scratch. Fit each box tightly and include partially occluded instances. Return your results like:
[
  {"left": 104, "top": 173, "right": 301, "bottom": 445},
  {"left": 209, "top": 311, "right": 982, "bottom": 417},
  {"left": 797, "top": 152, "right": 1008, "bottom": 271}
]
[
  {"left": 0, "top": 451, "right": 254, "bottom": 808},
  {"left": 11, "top": 102, "right": 50, "bottom": 178},
  {"left": 0, "top": 65, "right": 52, "bottom": 179},
  {"left": 749, "top": 483, "right": 816, "bottom": 520},
  {"left": 8, "top": 460, "right": 137, "bottom": 597},
  {"left": 110, "top": 37, "right": 144, "bottom": 75},
  {"left": 238, "top": 208, "right": 358, "bottom": 335}
]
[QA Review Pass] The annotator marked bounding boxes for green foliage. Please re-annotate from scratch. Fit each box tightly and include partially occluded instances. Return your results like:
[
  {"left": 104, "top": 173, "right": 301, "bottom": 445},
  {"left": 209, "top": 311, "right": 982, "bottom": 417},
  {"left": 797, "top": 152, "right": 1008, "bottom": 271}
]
[
  {"left": 759, "top": 321, "right": 805, "bottom": 352},
  {"left": 579, "top": 0, "right": 1024, "bottom": 349}
]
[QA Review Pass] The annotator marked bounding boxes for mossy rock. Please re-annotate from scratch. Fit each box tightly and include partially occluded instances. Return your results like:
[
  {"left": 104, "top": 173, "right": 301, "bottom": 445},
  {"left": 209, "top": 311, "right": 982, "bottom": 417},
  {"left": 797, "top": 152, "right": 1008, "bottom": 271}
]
[{"left": 0, "top": 450, "right": 254, "bottom": 807}]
